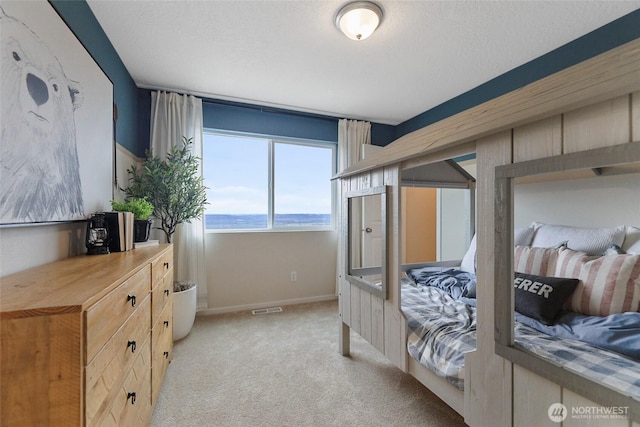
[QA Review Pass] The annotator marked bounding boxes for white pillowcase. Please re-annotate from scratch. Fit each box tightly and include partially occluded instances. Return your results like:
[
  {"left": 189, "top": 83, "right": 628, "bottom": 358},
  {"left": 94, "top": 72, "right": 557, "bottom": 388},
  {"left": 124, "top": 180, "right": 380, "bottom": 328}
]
[
  {"left": 459, "top": 227, "right": 538, "bottom": 274},
  {"left": 460, "top": 234, "right": 477, "bottom": 274},
  {"left": 530, "top": 222, "right": 626, "bottom": 256},
  {"left": 514, "top": 226, "right": 535, "bottom": 246},
  {"left": 622, "top": 226, "right": 640, "bottom": 254}
]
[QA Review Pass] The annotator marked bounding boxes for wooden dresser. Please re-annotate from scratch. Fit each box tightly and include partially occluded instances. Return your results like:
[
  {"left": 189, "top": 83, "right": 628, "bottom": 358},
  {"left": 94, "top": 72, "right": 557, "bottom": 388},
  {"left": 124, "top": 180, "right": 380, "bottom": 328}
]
[{"left": 0, "top": 244, "right": 173, "bottom": 426}]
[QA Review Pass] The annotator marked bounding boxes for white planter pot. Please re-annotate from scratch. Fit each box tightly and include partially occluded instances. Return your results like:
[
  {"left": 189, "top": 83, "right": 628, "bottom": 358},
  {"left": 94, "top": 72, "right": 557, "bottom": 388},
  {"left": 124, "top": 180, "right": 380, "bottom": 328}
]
[{"left": 173, "top": 284, "right": 197, "bottom": 341}]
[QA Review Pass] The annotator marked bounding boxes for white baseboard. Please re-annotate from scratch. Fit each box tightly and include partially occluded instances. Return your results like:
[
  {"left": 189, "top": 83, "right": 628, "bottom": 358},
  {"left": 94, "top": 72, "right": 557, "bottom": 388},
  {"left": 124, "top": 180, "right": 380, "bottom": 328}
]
[{"left": 196, "top": 294, "right": 338, "bottom": 316}]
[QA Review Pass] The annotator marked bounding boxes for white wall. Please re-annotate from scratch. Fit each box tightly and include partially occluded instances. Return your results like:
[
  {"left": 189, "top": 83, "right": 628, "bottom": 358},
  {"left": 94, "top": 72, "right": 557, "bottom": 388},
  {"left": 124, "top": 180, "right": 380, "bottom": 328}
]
[
  {"left": 0, "top": 222, "right": 86, "bottom": 276},
  {"left": 0, "top": 144, "right": 138, "bottom": 277},
  {"left": 203, "top": 230, "right": 338, "bottom": 314},
  {"left": 514, "top": 172, "right": 640, "bottom": 229},
  {"left": 438, "top": 161, "right": 477, "bottom": 261}
]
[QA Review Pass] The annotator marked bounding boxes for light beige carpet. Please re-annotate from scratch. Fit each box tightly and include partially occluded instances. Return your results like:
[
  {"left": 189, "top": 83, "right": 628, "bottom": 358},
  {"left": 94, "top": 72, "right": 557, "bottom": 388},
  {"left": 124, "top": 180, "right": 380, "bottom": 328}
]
[{"left": 151, "top": 300, "right": 467, "bottom": 427}]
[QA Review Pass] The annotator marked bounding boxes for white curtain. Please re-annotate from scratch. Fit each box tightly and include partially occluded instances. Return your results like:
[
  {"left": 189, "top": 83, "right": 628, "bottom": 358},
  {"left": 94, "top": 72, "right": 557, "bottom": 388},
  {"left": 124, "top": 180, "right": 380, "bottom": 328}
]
[
  {"left": 150, "top": 91, "right": 208, "bottom": 310},
  {"left": 338, "top": 119, "right": 371, "bottom": 172},
  {"left": 336, "top": 119, "right": 371, "bottom": 294}
]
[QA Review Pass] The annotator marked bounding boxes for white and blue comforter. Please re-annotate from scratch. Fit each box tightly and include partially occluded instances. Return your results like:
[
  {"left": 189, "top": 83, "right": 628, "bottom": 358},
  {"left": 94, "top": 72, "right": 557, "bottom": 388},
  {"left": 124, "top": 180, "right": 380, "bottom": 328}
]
[
  {"left": 402, "top": 284, "right": 476, "bottom": 390},
  {"left": 401, "top": 270, "right": 640, "bottom": 394}
]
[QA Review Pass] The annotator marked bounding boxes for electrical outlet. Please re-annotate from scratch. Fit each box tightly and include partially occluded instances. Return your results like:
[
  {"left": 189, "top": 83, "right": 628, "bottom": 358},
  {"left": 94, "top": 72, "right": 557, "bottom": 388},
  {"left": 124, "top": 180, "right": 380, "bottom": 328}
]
[{"left": 290, "top": 271, "right": 297, "bottom": 282}]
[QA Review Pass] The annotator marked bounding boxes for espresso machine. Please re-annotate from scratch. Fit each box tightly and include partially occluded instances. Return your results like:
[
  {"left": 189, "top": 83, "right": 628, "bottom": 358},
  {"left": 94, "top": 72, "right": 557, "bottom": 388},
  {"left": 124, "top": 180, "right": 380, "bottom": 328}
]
[{"left": 86, "top": 213, "right": 111, "bottom": 255}]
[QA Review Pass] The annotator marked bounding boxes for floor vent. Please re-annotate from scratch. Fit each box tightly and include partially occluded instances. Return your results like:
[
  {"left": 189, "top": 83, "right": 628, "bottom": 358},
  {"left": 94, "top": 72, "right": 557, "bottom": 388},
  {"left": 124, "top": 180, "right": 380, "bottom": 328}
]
[{"left": 252, "top": 307, "right": 283, "bottom": 315}]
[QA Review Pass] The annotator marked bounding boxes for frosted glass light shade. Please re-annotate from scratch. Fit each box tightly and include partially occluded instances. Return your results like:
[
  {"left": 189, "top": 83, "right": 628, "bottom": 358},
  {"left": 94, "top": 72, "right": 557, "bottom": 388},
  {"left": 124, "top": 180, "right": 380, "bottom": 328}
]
[{"left": 335, "top": 1, "right": 383, "bottom": 41}]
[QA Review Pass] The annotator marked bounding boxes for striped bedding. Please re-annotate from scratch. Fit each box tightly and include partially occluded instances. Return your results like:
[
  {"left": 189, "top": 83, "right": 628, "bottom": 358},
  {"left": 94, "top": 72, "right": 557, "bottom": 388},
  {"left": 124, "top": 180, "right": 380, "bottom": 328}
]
[
  {"left": 401, "top": 282, "right": 640, "bottom": 396},
  {"left": 402, "top": 284, "right": 476, "bottom": 390},
  {"left": 514, "top": 324, "right": 640, "bottom": 400}
]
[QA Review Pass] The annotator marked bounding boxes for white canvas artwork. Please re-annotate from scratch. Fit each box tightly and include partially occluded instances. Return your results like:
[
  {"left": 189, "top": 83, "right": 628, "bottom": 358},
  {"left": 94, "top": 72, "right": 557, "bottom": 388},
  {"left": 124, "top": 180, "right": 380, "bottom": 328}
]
[{"left": 0, "top": 0, "right": 113, "bottom": 225}]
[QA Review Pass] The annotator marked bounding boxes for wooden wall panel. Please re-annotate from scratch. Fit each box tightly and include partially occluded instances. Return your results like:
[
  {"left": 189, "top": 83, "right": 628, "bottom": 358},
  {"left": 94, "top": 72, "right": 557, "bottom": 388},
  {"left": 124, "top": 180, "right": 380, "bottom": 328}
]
[
  {"left": 340, "top": 285, "right": 350, "bottom": 327},
  {"left": 349, "top": 284, "right": 361, "bottom": 335},
  {"left": 383, "top": 301, "right": 406, "bottom": 370},
  {"left": 563, "top": 95, "right": 630, "bottom": 153},
  {"left": 383, "top": 165, "right": 406, "bottom": 370},
  {"left": 513, "top": 366, "right": 561, "bottom": 427},
  {"left": 371, "top": 295, "right": 384, "bottom": 353},
  {"left": 359, "top": 290, "right": 372, "bottom": 343},
  {"left": 465, "top": 131, "right": 512, "bottom": 427},
  {"left": 513, "top": 116, "right": 562, "bottom": 162},
  {"left": 338, "top": 180, "right": 350, "bottom": 324},
  {"left": 632, "top": 91, "right": 640, "bottom": 142},
  {"left": 339, "top": 281, "right": 351, "bottom": 356}
]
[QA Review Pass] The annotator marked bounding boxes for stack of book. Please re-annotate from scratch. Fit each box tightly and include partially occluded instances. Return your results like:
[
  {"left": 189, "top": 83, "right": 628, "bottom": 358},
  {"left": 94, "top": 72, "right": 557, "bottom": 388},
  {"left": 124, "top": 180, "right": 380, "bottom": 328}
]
[{"left": 104, "top": 211, "right": 135, "bottom": 252}]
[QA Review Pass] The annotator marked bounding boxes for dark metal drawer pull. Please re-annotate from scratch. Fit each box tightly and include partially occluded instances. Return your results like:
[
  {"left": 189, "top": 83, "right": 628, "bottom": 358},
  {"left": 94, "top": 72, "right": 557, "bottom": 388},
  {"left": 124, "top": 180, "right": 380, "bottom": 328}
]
[
  {"left": 164, "top": 351, "right": 169, "bottom": 359},
  {"left": 164, "top": 289, "right": 170, "bottom": 297},
  {"left": 164, "top": 320, "right": 169, "bottom": 328},
  {"left": 127, "top": 340, "right": 136, "bottom": 353},
  {"left": 127, "top": 294, "right": 136, "bottom": 307},
  {"left": 127, "top": 392, "right": 136, "bottom": 405},
  {"left": 164, "top": 262, "right": 169, "bottom": 269}
]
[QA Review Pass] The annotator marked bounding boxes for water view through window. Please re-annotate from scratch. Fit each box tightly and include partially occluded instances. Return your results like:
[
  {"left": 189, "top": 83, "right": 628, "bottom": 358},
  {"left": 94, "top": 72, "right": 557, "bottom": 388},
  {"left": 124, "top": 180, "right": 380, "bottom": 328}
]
[
  {"left": 203, "top": 132, "right": 334, "bottom": 230},
  {"left": 205, "top": 213, "right": 332, "bottom": 230}
]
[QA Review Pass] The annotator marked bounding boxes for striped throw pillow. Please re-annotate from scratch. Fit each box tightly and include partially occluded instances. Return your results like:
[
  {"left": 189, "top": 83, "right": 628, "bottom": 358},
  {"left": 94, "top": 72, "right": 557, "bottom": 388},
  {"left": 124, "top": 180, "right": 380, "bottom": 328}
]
[
  {"left": 514, "top": 246, "right": 561, "bottom": 276},
  {"left": 555, "top": 248, "right": 640, "bottom": 316}
]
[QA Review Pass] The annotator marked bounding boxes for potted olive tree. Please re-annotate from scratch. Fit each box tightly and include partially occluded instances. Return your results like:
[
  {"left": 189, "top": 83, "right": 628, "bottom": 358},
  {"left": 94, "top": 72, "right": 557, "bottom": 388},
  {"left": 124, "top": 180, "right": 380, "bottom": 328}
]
[
  {"left": 110, "top": 198, "right": 154, "bottom": 242},
  {"left": 124, "top": 136, "right": 208, "bottom": 341}
]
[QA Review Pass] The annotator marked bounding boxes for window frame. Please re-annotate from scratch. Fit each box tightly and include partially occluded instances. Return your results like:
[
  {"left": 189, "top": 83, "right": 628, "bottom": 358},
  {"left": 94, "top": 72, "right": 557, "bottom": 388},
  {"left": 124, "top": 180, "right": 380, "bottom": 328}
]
[{"left": 203, "top": 129, "right": 337, "bottom": 233}]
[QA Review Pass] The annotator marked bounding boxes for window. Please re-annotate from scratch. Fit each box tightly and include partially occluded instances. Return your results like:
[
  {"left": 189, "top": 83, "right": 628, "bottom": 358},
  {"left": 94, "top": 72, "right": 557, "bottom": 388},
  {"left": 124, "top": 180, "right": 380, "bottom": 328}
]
[{"left": 203, "top": 131, "right": 335, "bottom": 231}]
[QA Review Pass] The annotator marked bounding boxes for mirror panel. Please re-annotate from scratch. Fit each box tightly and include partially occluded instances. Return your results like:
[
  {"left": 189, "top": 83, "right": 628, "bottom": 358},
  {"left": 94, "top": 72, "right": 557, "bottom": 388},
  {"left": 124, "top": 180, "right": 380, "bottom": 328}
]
[{"left": 346, "top": 186, "right": 387, "bottom": 299}]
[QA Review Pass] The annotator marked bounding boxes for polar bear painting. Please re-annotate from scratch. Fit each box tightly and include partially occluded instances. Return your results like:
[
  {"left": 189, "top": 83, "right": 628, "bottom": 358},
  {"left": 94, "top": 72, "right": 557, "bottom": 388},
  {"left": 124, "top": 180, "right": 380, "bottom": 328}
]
[{"left": 1, "top": 7, "right": 85, "bottom": 223}]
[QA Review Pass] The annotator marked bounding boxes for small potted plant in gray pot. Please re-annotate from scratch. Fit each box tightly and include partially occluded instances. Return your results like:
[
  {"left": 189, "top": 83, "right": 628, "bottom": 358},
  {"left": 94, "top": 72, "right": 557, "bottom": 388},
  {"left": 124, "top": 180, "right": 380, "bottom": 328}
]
[
  {"left": 111, "top": 198, "right": 155, "bottom": 242},
  {"left": 123, "top": 137, "right": 208, "bottom": 341}
]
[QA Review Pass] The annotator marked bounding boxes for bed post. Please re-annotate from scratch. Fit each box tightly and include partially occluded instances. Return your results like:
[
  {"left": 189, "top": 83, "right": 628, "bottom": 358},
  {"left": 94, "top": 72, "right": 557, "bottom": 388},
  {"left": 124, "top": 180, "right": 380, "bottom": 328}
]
[{"left": 339, "top": 321, "right": 350, "bottom": 356}]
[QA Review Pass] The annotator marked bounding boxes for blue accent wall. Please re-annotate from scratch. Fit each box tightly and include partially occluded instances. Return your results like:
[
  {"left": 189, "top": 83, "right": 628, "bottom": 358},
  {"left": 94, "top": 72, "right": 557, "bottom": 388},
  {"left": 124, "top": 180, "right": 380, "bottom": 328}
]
[
  {"left": 50, "top": 0, "right": 141, "bottom": 156},
  {"left": 396, "top": 9, "right": 640, "bottom": 138},
  {"left": 137, "top": 89, "right": 394, "bottom": 147}
]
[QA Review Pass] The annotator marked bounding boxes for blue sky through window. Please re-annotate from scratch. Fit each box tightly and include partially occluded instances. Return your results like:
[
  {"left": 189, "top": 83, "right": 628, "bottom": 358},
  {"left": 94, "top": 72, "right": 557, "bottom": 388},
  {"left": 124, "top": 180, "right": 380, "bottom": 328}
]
[
  {"left": 203, "top": 133, "right": 268, "bottom": 215},
  {"left": 203, "top": 133, "right": 333, "bottom": 222}
]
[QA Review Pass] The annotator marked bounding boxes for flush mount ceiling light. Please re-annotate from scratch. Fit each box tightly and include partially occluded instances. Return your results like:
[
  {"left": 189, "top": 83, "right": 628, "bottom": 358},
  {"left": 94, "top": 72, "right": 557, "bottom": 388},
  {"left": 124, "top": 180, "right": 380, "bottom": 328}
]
[{"left": 335, "top": 1, "right": 383, "bottom": 41}]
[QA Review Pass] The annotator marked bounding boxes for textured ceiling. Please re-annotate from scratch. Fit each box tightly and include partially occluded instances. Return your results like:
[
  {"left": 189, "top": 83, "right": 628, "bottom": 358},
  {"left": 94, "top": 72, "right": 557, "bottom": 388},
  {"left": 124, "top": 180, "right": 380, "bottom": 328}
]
[{"left": 87, "top": 1, "right": 640, "bottom": 125}]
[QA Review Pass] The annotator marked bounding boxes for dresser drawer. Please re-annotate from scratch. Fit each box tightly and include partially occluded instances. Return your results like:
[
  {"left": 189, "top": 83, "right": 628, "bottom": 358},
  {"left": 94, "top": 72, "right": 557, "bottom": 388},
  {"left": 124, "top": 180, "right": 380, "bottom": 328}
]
[
  {"left": 98, "top": 337, "right": 151, "bottom": 427},
  {"left": 85, "top": 266, "right": 150, "bottom": 363},
  {"left": 152, "top": 250, "right": 173, "bottom": 289},
  {"left": 152, "top": 272, "right": 172, "bottom": 325},
  {"left": 152, "top": 299, "right": 173, "bottom": 405},
  {"left": 85, "top": 295, "right": 150, "bottom": 426}
]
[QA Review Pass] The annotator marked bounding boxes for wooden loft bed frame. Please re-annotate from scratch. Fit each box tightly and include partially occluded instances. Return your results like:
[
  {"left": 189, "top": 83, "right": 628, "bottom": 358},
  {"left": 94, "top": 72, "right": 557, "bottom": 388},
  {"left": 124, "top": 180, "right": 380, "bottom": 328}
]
[
  {"left": 336, "top": 38, "right": 640, "bottom": 426},
  {"left": 340, "top": 155, "right": 476, "bottom": 416}
]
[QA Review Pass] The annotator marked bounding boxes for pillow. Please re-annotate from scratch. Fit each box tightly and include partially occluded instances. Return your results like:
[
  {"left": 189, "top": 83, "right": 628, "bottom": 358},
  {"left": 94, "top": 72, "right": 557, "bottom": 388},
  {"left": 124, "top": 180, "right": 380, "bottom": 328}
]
[
  {"left": 530, "top": 222, "right": 626, "bottom": 255},
  {"left": 555, "top": 248, "right": 640, "bottom": 316},
  {"left": 514, "top": 226, "right": 535, "bottom": 247},
  {"left": 460, "top": 234, "right": 476, "bottom": 274},
  {"left": 514, "top": 272, "right": 579, "bottom": 325},
  {"left": 623, "top": 226, "right": 640, "bottom": 254},
  {"left": 514, "top": 245, "right": 562, "bottom": 276}
]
